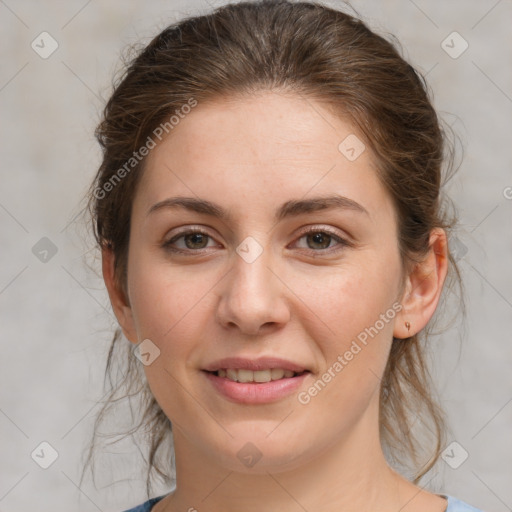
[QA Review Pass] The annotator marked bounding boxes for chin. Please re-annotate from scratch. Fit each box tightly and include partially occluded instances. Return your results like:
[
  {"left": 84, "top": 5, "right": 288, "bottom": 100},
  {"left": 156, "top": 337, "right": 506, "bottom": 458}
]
[{"left": 209, "top": 434, "right": 313, "bottom": 475}]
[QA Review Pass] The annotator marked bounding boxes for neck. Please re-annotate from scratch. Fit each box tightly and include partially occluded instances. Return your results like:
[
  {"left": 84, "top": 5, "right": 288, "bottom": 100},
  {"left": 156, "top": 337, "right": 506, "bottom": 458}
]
[{"left": 159, "top": 397, "right": 411, "bottom": 512}]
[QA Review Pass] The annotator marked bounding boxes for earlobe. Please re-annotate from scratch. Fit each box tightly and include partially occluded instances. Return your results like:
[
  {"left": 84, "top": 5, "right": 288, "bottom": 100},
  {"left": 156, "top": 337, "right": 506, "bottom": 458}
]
[
  {"left": 101, "top": 246, "right": 138, "bottom": 343},
  {"left": 393, "top": 228, "right": 449, "bottom": 340}
]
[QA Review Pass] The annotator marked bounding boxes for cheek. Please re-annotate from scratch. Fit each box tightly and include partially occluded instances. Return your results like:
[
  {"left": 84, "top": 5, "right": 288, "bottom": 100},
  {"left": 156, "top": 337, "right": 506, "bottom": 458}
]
[
  {"left": 288, "top": 251, "right": 401, "bottom": 409},
  {"left": 126, "top": 251, "right": 214, "bottom": 413},
  {"left": 126, "top": 249, "right": 211, "bottom": 348},
  {"left": 289, "top": 252, "right": 401, "bottom": 347},
  {"left": 291, "top": 263, "right": 399, "bottom": 441}
]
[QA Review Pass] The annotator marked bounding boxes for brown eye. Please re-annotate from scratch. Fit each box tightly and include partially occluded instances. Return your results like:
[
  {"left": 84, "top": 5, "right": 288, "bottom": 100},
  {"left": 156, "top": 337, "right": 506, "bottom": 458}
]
[
  {"left": 293, "top": 227, "right": 352, "bottom": 255},
  {"left": 181, "top": 232, "right": 209, "bottom": 250},
  {"left": 305, "top": 232, "right": 333, "bottom": 250},
  {"left": 163, "top": 229, "right": 216, "bottom": 253}
]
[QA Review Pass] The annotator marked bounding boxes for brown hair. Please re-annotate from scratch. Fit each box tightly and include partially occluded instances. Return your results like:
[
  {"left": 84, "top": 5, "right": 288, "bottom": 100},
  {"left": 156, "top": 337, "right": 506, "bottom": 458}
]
[{"left": 81, "top": 0, "right": 464, "bottom": 497}]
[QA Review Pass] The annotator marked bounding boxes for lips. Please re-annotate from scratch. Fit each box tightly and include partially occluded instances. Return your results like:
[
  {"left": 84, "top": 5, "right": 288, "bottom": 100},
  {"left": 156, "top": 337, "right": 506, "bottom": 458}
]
[
  {"left": 203, "top": 369, "right": 309, "bottom": 404},
  {"left": 201, "top": 356, "right": 312, "bottom": 403}
]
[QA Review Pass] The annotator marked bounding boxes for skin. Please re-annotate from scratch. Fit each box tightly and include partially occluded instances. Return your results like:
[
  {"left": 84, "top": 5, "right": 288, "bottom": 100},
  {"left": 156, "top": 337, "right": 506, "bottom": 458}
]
[{"left": 103, "top": 91, "right": 449, "bottom": 512}]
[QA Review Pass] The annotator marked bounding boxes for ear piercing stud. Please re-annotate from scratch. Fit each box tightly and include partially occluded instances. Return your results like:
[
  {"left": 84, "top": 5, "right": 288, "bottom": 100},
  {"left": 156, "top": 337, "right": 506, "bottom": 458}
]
[{"left": 405, "top": 321, "right": 411, "bottom": 333}]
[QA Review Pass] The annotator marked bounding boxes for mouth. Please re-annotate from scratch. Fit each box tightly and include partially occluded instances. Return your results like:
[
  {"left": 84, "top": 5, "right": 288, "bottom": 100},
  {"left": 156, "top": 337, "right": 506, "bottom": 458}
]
[
  {"left": 204, "top": 368, "right": 310, "bottom": 383},
  {"left": 201, "top": 357, "right": 312, "bottom": 403},
  {"left": 201, "top": 366, "right": 311, "bottom": 404}
]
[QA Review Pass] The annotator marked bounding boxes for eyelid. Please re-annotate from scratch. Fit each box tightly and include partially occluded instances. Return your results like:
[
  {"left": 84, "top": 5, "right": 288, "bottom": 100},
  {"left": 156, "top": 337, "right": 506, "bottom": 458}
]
[
  {"left": 288, "top": 225, "right": 354, "bottom": 255},
  {"left": 293, "top": 224, "right": 353, "bottom": 244},
  {"left": 164, "top": 225, "right": 219, "bottom": 247}
]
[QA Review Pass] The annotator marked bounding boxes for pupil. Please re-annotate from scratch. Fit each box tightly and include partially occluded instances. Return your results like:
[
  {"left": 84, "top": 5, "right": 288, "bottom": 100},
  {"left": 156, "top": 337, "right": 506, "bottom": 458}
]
[
  {"left": 186, "top": 233, "right": 207, "bottom": 249},
  {"left": 308, "top": 232, "right": 330, "bottom": 249}
]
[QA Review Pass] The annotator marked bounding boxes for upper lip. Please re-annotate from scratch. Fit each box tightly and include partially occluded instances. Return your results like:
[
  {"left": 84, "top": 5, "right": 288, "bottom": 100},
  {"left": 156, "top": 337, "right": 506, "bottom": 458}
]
[{"left": 202, "top": 357, "right": 309, "bottom": 373}]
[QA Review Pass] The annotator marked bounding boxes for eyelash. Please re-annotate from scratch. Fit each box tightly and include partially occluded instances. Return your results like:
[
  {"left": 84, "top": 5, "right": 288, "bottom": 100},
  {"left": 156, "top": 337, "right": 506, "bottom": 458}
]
[{"left": 162, "top": 226, "right": 352, "bottom": 256}]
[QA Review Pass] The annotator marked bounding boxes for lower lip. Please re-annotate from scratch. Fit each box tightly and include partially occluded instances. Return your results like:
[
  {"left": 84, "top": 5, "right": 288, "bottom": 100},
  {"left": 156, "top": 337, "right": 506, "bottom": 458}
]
[{"left": 202, "top": 370, "right": 310, "bottom": 404}]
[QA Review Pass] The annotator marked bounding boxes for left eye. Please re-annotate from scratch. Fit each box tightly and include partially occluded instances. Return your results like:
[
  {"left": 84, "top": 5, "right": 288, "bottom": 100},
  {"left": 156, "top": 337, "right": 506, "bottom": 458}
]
[{"left": 293, "top": 230, "right": 349, "bottom": 252}]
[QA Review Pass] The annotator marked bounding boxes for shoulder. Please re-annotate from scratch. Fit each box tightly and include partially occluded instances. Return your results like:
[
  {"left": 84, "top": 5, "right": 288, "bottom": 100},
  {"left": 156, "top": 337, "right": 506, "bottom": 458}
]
[
  {"left": 121, "top": 494, "right": 167, "bottom": 512},
  {"left": 444, "top": 495, "right": 486, "bottom": 512}
]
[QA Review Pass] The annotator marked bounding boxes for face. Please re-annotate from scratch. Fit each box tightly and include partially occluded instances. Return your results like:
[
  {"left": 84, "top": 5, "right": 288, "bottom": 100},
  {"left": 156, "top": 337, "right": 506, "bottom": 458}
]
[{"left": 118, "top": 91, "right": 408, "bottom": 473}]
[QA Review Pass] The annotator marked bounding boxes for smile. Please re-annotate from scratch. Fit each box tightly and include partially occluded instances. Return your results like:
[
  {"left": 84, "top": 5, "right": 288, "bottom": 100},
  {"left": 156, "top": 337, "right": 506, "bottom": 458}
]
[
  {"left": 209, "top": 368, "right": 307, "bottom": 382},
  {"left": 202, "top": 369, "right": 310, "bottom": 404}
]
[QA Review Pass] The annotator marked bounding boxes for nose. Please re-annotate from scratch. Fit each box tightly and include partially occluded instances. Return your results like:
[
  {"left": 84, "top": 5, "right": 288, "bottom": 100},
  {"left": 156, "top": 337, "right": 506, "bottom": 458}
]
[{"left": 215, "top": 244, "right": 291, "bottom": 336}]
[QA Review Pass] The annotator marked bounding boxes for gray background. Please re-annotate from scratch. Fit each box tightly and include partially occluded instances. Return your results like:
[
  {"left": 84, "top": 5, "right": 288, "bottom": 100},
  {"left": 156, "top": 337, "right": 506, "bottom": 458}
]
[{"left": 1, "top": 1, "right": 511, "bottom": 511}]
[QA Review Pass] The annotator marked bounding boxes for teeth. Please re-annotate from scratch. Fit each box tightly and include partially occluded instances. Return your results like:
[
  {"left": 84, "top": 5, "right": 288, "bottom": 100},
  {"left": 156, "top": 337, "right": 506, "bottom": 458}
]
[
  {"left": 215, "top": 368, "right": 300, "bottom": 382},
  {"left": 271, "top": 368, "right": 285, "bottom": 380},
  {"left": 238, "top": 369, "right": 254, "bottom": 383}
]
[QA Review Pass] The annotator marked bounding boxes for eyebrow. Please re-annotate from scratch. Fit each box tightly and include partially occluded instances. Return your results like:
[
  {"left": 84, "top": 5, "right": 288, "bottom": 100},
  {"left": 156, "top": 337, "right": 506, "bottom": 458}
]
[{"left": 147, "top": 194, "right": 369, "bottom": 221}]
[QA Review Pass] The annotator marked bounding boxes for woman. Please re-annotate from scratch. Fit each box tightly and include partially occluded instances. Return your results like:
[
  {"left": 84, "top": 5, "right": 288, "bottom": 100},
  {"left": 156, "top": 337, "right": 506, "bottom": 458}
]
[{"left": 83, "top": 1, "right": 483, "bottom": 510}]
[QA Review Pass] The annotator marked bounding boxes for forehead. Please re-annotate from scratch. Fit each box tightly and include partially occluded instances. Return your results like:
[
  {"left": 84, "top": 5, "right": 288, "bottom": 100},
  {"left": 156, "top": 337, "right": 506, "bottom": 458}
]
[
  {"left": 134, "top": 91, "right": 394, "bottom": 224},
  {"left": 151, "top": 91, "right": 356, "bottom": 165}
]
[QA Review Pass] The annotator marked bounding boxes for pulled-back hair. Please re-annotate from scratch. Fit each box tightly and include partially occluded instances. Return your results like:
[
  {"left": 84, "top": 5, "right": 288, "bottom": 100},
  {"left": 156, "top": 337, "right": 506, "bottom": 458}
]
[{"left": 82, "top": 0, "right": 463, "bottom": 497}]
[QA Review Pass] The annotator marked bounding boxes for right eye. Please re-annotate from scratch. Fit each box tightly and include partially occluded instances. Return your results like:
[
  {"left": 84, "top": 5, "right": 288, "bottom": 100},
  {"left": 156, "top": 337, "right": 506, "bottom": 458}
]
[{"left": 162, "top": 228, "right": 220, "bottom": 254}]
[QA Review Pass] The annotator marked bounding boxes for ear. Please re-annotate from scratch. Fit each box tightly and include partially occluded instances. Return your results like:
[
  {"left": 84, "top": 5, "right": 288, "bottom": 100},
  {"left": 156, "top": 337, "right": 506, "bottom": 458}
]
[
  {"left": 102, "top": 246, "right": 138, "bottom": 343},
  {"left": 393, "top": 228, "right": 449, "bottom": 339}
]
